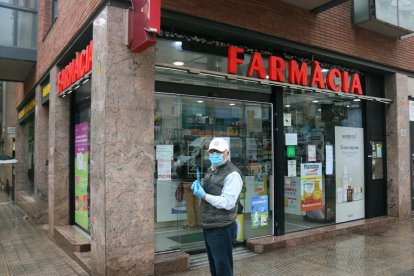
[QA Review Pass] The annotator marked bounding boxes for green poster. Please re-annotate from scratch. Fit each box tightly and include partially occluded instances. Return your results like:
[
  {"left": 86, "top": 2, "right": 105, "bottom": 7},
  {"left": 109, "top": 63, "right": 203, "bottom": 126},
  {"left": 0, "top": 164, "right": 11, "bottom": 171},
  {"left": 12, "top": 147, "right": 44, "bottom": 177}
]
[{"left": 75, "top": 122, "right": 89, "bottom": 230}]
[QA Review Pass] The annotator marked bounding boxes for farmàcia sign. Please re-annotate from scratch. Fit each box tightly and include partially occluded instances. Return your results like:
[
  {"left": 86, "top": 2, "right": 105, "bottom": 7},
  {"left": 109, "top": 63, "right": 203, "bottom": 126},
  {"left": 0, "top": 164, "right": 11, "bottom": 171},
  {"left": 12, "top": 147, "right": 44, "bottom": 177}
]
[
  {"left": 227, "top": 46, "right": 363, "bottom": 95},
  {"left": 58, "top": 40, "right": 93, "bottom": 95}
]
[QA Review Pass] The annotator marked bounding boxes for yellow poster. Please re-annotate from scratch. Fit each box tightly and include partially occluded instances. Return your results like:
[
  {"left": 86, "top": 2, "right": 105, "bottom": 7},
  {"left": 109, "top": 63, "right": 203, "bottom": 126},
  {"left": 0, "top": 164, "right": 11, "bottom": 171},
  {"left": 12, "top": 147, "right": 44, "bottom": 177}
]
[
  {"left": 236, "top": 214, "right": 244, "bottom": 241},
  {"left": 300, "top": 163, "right": 323, "bottom": 211}
]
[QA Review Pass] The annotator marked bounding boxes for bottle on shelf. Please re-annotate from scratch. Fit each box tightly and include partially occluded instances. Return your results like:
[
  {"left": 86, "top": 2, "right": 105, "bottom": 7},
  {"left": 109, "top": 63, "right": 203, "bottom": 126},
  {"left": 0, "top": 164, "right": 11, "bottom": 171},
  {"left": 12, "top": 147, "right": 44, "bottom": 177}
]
[
  {"left": 342, "top": 166, "right": 349, "bottom": 202},
  {"left": 252, "top": 209, "right": 260, "bottom": 227},
  {"left": 337, "top": 178, "right": 343, "bottom": 204},
  {"left": 347, "top": 185, "right": 353, "bottom": 202}
]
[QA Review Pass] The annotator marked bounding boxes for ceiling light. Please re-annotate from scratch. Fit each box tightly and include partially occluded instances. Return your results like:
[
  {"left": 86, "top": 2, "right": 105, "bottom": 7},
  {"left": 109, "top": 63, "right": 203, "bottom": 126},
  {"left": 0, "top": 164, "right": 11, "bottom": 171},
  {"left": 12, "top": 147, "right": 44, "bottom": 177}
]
[
  {"left": 229, "top": 103, "right": 236, "bottom": 106},
  {"left": 197, "top": 100, "right": 204, "bottom": 103},
  {"left": 285, "top": 104, "right": 291, "bottom": 108},
  {"left": 353, "top": 98, "right": 361, "bottom": 102},
  {"left": 81, "top": 78, "right": 90, "bottom": 84},
  {"left": 173, "top": 61, "right": 184, "bottom": 66},
  {"left": 322, "top": 68, "right": 329, "bottom": 72},
  {"left": 312, "top": 100, "right": 319, "bottom": 103}
]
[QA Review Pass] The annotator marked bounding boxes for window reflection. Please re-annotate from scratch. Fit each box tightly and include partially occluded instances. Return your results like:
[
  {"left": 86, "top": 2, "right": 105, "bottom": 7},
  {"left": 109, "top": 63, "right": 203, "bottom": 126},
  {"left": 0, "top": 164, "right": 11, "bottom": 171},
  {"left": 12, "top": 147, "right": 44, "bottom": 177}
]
[{"left": 0, "top": 7, "right": 37, "bottom": 48}]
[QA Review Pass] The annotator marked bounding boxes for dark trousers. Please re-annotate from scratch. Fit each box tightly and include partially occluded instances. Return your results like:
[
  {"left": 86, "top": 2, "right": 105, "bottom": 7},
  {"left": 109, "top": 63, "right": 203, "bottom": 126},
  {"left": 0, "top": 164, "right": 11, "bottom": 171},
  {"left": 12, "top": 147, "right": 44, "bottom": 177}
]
[{"left": 203, "top": 221, "right": 237, "bottom": 276}]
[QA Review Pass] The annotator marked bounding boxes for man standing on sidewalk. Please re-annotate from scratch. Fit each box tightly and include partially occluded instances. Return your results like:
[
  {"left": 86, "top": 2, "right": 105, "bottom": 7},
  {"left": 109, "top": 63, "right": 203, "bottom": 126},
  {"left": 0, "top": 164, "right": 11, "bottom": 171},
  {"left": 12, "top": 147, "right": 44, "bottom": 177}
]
[{"left": 192, "top": 137, "right": 243, "bottom": 276}]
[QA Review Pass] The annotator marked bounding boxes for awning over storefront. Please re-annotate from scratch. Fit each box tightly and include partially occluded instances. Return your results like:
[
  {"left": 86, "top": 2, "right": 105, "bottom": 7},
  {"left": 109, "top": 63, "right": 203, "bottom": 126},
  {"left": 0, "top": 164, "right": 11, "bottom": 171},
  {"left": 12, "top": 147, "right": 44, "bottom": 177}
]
[{"left": 0, "top": 154, "right": 18, "bottom": 164}]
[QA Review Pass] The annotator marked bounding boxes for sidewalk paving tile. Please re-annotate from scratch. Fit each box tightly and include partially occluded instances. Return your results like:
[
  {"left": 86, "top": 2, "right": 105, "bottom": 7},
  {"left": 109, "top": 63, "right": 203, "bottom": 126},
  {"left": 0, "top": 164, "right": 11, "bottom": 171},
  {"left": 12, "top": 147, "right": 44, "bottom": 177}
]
[{"left": 0, "top": 192, "right": 88, "bottom": 275}]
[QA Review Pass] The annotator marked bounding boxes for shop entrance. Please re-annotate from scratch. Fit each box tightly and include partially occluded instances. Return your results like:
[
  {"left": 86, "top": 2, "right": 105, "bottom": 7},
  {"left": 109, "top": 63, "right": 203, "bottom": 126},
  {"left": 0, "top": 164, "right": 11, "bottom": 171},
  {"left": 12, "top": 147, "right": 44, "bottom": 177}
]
[
  {"left": 154, "top": 93, "right": 273, "bottom": 252},
  {"left": 278, "top": 88, "right": 366, "bottom": 234}
]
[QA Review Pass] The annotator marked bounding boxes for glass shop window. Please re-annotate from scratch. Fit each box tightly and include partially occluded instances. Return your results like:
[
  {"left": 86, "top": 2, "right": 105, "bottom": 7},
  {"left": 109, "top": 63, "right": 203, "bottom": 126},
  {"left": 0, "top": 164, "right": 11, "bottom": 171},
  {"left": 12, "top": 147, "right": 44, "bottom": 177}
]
[
  {"left": 283, "top": 88, "right": 364, "bottom": 233},
  {"left": 154, "top": 93, "right": 273, "bottom": 252}
]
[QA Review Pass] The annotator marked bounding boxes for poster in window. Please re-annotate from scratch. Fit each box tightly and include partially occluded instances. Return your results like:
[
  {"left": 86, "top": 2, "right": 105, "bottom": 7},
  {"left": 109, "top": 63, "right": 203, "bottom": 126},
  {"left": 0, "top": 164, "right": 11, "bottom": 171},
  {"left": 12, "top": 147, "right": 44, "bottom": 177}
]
[
  {"left": 307, "top": 145, "right": 316, "bottom": 162},
  {"left": 325, "top": 145, "right": 333, "bottom": 175},
  {"left": 283, "top": 113, "right": 292, "bottom": 126},
  {"left": 74, "top": 122, "right": 89, "bottom": 230},
  {"left": 157, "top": 160, "right": 172, "bottom": 180},
  {"left": 409, "top": 101, "right": 414, "bottom": 121},
  {"left": 335, "top": 127, "right": 365, "bottom": 223},
  {"left": 300, "top": 163, "right": 323, "bottom": 211},
  {"left": 284, "top": 177, "right": 301, "bottom": 215},
  {"left": 251, "top": 195, "right": 269, "bottom": 228}
]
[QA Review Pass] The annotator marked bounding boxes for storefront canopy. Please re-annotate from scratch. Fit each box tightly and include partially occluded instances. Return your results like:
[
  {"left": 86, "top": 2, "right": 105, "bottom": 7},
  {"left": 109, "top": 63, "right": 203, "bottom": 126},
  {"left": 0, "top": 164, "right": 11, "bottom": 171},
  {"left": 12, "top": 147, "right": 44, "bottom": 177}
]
[{"left": 0, "top": 154, "right": 18, "bottom": 164}]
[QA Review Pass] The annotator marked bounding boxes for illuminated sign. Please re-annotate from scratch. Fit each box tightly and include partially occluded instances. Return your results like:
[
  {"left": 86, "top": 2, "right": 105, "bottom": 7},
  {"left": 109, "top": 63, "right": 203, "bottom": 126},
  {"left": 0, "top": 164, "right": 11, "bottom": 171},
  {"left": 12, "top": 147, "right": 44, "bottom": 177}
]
[
  {"left": 18, "top": 99, "right": 36, "bottom": 120},
  {"left": 42, "top": 83, "right": 50, "bottom": 98},
  {"left": 128, "top": 0, "right": 161, "bottom": 53},
  {"left": 228, "top": 46, "right": 363, "bottom": 95},
  {"left": 57, "top": 40, "right": 93, "bottom": 95}
]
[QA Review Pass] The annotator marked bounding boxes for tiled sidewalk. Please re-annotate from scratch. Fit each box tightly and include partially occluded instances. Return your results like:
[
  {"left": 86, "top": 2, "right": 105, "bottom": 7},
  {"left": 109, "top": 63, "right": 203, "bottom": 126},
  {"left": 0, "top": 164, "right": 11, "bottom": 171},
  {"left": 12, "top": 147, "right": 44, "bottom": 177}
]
[
  {"left": 173, "top": 217, "right": 414, "bottom": 276},
  {"left": 0, "top": 192, "right": 88, "bottom": 276}
]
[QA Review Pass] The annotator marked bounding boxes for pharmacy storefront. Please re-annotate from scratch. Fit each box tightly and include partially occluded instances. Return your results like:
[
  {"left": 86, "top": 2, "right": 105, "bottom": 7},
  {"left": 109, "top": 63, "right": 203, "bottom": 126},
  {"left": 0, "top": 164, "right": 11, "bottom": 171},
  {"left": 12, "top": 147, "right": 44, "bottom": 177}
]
[{"left": 153, "top": 29, "right": 389, "bottom": 253}]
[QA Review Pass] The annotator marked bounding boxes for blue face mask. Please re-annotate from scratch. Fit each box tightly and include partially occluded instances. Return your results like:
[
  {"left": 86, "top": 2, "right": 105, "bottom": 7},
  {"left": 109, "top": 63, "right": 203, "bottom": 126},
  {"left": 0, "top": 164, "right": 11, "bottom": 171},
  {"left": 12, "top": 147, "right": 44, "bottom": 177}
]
[{"left": 209, "top": 152, "right": 224, "bottom": 166}]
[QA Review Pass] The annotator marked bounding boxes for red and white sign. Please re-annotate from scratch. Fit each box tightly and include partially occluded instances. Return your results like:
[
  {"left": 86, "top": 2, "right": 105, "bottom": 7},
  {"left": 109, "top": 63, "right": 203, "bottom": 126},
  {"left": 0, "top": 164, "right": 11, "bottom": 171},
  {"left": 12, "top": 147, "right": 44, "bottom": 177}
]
[
  {"left": 228, "top": 46, "right": 363, "bottom": 95},
  {"left": 57, "top": 40, "right": 93, "bottom": 95},
  {"left": 128, "top": 0, "right": 161, "bottom": 53}
]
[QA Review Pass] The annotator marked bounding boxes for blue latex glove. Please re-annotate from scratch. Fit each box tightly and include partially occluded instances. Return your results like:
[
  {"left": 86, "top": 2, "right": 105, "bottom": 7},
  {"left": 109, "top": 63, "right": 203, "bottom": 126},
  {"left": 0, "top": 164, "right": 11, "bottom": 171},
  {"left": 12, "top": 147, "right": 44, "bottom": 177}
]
[
  {"left": 191, "top": 180, "right": 201, "bottom": 192},
  {"left": 192, "top": 180, "right": 206, "bottom": 199}
]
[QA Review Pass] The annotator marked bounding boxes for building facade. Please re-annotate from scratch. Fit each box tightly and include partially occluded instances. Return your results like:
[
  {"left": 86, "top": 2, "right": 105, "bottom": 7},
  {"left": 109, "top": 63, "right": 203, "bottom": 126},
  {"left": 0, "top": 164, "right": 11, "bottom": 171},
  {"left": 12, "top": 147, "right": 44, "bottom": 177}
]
[{"left": 5, "top": 0, "right": 414, "bottom": 275}]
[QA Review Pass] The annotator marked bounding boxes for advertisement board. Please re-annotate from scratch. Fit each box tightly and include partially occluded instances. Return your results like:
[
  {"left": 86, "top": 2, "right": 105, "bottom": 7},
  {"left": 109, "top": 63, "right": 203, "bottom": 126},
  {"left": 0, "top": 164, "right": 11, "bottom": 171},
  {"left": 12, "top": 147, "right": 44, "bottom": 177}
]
[
  {"left": 300, "top": 163, "right": 323, "bottom": 211},
  {"left": 251, "top": 195, "right": 269, "bottom": 228},
  {"left": 74, "top": 122, "right": 89, "bottom": 229},
  {"left": 335, "top": 126, "right": 365, "bottom": 223}
]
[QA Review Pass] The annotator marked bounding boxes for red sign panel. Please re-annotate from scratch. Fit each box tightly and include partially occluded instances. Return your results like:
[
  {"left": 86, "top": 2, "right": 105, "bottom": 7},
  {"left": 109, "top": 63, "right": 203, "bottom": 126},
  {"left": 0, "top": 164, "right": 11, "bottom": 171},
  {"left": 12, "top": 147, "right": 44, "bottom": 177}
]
[
  {"left": 57, "top": 40, "right": 93, "bottom": 95},
  {"left": 228, "top": 46, "right": 363, "bottom": 95},
  {"left": 128, "top": 0, "right": 161, "bottom": 53}
]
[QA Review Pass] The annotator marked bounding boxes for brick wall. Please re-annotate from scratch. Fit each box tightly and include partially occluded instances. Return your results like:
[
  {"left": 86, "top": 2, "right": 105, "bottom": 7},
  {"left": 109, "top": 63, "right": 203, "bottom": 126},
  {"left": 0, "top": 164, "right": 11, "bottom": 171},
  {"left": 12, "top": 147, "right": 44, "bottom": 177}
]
[
  {"left": 36, "top": 0, "right": 103, "bottom": 83},
  {"left": 33, "top": 0, "right": 414, "bottom": 92},
  {"left": 162, "top": 0, "right": 414, "bottom": 72},
  {"left": 38, "top": 0, "right": 52, "bottom": 42}
]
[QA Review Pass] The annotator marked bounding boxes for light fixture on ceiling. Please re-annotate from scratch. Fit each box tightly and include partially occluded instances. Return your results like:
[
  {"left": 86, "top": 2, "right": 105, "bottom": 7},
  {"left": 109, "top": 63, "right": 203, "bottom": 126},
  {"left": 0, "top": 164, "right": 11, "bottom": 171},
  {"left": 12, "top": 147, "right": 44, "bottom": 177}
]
[
  {"left": 312, "top": 100, "right": 319, "bottom": 103},
  {"left": 285, "top": 104, "right": 291, "bottom": 108},
  {"left": 353, "top": 98, "right": 361, "bottom": 102},
  {"left": 229, "top": 103, "right": 236, "bottom": 106},
  {"left": 173, "top": 61, "right": 184, "bottom": 66},
  {"left": 81, "top": 78, "right": 90, "bottom": 84},
  {"left": 197, "top": 100, "right": 204, "bottom": 103}
]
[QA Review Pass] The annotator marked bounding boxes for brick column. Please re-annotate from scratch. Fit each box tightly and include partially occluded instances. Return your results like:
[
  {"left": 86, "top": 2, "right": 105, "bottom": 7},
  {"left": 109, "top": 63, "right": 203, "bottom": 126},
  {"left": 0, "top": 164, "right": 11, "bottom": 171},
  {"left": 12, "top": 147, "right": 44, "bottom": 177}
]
[
  {"left": 91, "top": 6, "right": 155, "bottom": 275},
  {"left": 34, "top": 85, "right": 49, "bottom": 224},
  {"left": 48, "top": 66, "right": 71, "bottom": 236},
  {"left": 385, "top": 73, "right": 411, "bottom": 219}
]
